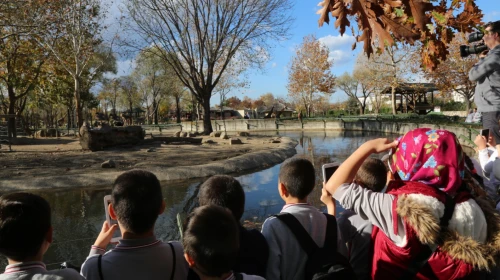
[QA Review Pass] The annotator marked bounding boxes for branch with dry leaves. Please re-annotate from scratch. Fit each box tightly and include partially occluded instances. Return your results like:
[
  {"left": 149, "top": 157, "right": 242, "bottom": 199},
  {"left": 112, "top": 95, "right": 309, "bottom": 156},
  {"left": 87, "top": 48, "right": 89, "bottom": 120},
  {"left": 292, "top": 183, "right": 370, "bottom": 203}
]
[{"left": 317, "top": 0, "right": 483, "bottom": 71}]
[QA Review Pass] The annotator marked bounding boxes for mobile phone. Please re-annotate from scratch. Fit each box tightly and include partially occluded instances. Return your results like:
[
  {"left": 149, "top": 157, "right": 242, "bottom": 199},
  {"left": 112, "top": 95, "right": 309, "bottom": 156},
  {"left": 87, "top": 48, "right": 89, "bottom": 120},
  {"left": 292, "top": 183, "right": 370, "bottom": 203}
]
[
  {"left": 322, "top": 163, "right": 340, "bottom": 183},
  {"left": 103, "top": 195, "right": 121, "bottom": 243},
  {"left": 481, "top": 129, "right": 490, "bottom": 139}
]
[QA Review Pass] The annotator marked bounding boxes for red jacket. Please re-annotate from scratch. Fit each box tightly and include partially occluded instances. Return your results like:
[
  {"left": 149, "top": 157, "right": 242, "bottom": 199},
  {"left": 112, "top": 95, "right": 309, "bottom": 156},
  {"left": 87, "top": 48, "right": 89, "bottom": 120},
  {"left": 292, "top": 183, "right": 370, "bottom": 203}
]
[{"left": 370, "top": 181, "right": 498, "bottom": 279}]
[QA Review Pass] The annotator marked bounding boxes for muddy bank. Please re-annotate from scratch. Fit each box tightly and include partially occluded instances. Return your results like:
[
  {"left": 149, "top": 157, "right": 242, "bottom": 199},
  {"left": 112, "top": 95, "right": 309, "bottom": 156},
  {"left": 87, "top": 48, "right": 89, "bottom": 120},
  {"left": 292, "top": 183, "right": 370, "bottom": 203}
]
[{"left": 0, "top": 135, "right": 297, "bottom": 192}]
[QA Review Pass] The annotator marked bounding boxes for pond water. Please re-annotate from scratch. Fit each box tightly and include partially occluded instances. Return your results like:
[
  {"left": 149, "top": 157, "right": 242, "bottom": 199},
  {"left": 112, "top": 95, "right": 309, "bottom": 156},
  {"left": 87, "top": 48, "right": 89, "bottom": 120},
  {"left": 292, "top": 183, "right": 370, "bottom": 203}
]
[{"left": 0, "top": 130, "right": 392, "bottom": 270}]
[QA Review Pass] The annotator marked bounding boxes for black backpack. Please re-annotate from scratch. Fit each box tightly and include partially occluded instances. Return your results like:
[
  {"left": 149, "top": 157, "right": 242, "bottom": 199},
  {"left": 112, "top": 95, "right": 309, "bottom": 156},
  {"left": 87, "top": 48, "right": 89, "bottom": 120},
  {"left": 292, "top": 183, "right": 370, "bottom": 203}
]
[{"left": 274, "top": 213, "right": 357, "bottom": 280}]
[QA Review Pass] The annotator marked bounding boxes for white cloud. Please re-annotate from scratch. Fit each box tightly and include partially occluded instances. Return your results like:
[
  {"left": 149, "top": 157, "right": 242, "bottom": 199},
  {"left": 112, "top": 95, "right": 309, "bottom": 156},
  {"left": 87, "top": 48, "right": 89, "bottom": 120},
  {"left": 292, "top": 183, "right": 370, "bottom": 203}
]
[
  {"left": 257, "top": 168, "right": 275, "bottom": 185},
  {"left": 329, "top": 50, "right": 355, "bottom": 65},
  {"left": 318, "top": 34, "right": 356, "bottom": 50},
  {"left": 271, "top": 62, "right": 277, "bottom": 68}
]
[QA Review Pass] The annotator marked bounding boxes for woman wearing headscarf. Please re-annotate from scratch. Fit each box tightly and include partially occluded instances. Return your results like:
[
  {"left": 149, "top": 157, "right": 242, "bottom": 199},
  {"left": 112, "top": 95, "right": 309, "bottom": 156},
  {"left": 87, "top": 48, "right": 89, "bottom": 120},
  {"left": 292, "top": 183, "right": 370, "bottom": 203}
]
[{"left": 324, "top": 128, "right": 500, "bottom": 279}]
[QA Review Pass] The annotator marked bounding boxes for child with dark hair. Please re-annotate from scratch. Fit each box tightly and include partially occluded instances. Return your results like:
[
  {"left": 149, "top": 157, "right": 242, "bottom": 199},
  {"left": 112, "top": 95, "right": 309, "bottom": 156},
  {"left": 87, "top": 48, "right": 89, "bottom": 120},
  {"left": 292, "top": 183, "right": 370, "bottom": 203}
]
[
  {"left": 183, "top": 205, "right": 264, "bottom": 280},
  {"left": 80, "top": 169, "right": 188, "bottom": 280},
  {"left": 0, "top": 192, "right": 83, "bottom": 280},
  {"left": 261, "top": 157, "right": 344, "bottom": 280},
  {"left": 322, "top": 158, "right": 387, "bottom": 280},
  {"left": 197, "top": 175, "right": 268, "bottom": 277}
]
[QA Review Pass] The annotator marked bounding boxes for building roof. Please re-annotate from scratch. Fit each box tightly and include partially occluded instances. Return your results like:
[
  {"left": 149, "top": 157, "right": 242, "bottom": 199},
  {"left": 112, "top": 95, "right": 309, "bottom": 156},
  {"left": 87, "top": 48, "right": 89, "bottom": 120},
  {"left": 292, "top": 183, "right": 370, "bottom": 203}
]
[
  {"left": 381, "top": 83, "right": 438, "bottom": 94},
  {"left": 210, "top": 106, "right": 234, "bottom": 111}
]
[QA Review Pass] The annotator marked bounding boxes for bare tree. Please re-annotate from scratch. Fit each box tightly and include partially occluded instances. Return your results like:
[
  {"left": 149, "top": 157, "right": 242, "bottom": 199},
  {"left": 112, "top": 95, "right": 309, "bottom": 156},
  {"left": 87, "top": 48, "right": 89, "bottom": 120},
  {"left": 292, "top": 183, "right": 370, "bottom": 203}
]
[
  {"left": 123, "top": 0, "right": 293, "bottom": 134},
  {"left": 423, "top": 34, "right": 476, "bottom": 111},
  {"left": 335, "top": 73, "right": 363, "bottom": 114},
  {"left": 356, "top": 44, "right": 417, "bottom": 114}
]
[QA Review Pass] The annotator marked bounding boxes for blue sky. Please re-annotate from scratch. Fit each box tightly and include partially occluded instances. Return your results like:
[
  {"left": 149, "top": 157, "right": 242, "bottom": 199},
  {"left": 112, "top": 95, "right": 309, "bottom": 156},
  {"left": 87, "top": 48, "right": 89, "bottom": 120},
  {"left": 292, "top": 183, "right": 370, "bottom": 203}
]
[{"left": 106, "top": 0, "right": 499, "bottom": 104}]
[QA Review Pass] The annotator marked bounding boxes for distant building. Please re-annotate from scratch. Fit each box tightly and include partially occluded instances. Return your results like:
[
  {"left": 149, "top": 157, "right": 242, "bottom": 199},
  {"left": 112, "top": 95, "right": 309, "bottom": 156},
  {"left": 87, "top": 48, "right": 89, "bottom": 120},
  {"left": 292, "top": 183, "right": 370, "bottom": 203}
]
[
  {"left": 450, "top": 87, "right": 473, "bottom": 103},
  {"left": 255, "top": 104, "right": 294, "bottom": 118},
  {"left": 209, "top": 106, "right": 242, "bottom": 119}
]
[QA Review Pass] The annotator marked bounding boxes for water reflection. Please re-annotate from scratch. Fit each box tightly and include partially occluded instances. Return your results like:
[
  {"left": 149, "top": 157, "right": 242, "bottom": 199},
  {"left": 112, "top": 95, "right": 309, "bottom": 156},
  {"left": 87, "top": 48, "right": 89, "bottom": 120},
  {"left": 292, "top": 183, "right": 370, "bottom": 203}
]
[{"left": 0, "top": 130, "right": 391, "bottom": 270}]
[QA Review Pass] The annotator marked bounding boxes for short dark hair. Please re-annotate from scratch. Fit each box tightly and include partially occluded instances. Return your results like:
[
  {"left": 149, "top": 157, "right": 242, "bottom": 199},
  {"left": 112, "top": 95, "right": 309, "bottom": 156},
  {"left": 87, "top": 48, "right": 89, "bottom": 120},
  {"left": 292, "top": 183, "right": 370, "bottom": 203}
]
[
  {"left": 486, "top": 20, "right": 500, "bottom": 35},
  {"left": 198, "top": 175, "right": 245, "bottom": 221},
  {"left": 279, "top": 157, "right": 315, "bottom": 199},
  {"left": 354, "top": 158, "right": 387, "bottom": 192},
  {"left": 0, "top": 192, "right": 51, "bottom": 261},
  {"left": 111, "top": 170, "right": 163, "bottom": 234},
  {"left": 183, "top": 205, "right": 239, "bottom": 277}
]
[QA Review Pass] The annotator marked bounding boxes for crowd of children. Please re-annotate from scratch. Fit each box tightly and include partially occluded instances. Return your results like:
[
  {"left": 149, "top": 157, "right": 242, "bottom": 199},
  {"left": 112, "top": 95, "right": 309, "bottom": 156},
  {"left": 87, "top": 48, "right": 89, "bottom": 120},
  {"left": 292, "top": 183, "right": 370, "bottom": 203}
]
[{"left": 2, "top": 127, "right": 500, "bottom": 280}]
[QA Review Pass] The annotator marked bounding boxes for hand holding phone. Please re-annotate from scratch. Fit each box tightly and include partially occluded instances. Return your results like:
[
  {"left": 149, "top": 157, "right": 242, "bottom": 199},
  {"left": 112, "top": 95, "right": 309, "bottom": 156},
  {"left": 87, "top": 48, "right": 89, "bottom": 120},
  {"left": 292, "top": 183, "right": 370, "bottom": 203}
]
[
  {"left": 103, "top": 195, "right": 121, "bottom": 243},
  {"left": 94, "top": 220, "right": 119, "bottom": 249},
  {"left": 322, "top": 163, "right": 339, "bottom": 183},
  {"left": 481, "top": 128, "right": 490, "bottom": 139}
]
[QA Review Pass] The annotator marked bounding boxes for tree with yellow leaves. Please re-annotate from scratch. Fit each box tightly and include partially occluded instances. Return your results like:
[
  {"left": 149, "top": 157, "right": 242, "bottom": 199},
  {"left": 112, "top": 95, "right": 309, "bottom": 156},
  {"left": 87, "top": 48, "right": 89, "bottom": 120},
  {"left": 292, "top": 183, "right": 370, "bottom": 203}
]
[{"left": 287, "top": 34, "right": 336, "bottom": 117}]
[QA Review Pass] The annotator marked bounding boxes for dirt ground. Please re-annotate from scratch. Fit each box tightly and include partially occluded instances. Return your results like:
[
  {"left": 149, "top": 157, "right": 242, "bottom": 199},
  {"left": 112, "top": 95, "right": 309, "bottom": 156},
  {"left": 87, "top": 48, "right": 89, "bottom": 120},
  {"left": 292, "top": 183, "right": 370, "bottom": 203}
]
[{"left": 0, "top": 134, "right": 297, "bottom": 190}]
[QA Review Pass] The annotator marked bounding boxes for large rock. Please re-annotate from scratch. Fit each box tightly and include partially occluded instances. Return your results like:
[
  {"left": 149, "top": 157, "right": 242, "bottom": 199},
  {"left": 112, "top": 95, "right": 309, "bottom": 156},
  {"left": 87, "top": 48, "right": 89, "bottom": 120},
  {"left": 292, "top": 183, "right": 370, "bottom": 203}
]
[
  {"left": 79, "top": 123, "right": 145, "bottom": 151},
  {"left": 101, "top": 160, "right": 116, "bottom": 168},
  {"left": 237, "top": 131, "right": 250, "bottom": 136},
  {"left": 229, "top": 138, "right": 242, "bottom": 145},
  {"left": 210, "top": 131, "right": 222, "bottom": 137}
]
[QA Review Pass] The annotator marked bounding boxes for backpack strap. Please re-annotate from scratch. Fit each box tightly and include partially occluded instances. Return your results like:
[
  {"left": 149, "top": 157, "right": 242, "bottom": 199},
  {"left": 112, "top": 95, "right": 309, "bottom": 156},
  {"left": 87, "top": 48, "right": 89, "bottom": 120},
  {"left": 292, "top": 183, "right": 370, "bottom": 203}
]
[
  {"left": 322, "top": 213, "right": 338, "bottom": 251},
  {"left": 399, "top": 193, "right": 456, "bottom": 280},
  {"left": 97, "top": 254, "right": 104, "bottom": 280},
  {"left": 273, "top": 213, "right": 318, "bottom": 256},
  {"left": 168, "top": 243, "right": 176, "bottom": 280}
]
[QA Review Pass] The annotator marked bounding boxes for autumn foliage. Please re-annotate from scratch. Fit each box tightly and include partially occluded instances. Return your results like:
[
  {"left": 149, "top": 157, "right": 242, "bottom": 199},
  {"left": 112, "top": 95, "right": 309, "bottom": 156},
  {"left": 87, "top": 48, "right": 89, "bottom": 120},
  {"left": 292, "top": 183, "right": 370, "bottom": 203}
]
[
  {"left": 317, "top": 0, "right": 483, "bottom": 70},
  {"left": 287, "top": 35, "right": 335, "bottom": 117}
]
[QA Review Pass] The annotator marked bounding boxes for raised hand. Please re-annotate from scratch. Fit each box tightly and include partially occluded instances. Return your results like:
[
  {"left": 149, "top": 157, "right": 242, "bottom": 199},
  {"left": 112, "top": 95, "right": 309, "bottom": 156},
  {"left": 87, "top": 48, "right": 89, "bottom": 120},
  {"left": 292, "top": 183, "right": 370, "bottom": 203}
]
[
  {"left": 365, "top": 138, "right": 399, "bottom": 154},
  {"left": 93, "top": 221, "right": 119, "bottom": 249}
]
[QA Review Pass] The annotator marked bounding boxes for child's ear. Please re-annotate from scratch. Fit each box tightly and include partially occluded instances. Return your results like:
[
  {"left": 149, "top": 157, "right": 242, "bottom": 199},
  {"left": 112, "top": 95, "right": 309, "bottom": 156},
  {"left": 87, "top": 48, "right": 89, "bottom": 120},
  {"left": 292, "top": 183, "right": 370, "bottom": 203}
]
[
  {"left": 278, "top": 182, "right": 288, "bottom": 197},
  {"left": 184, "top": 253, "right": 195, "bottom": 267},
  {"left": 159, "top": 200, "right": 166, "bottom": 215},
  {"left": 46, "top": 226, "right": 53, "bottom": 244},
  {"left": 109, "top": 203, "right": 117, "bottom": 220}
]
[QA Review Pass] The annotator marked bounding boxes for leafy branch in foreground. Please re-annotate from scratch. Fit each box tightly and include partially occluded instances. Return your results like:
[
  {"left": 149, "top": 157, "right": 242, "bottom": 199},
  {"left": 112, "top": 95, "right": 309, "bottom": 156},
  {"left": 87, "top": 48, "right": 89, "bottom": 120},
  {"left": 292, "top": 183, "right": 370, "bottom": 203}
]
[{"left": 317, "top": 0, "right": 483, "bottom": 70}]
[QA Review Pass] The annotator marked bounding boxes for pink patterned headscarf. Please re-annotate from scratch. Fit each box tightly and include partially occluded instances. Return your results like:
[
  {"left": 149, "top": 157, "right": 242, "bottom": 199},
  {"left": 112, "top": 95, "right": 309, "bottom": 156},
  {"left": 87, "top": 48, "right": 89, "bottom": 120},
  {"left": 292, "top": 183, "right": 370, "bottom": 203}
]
[{"left": 389, "top": 128, "right": 465, "bottom": 194}]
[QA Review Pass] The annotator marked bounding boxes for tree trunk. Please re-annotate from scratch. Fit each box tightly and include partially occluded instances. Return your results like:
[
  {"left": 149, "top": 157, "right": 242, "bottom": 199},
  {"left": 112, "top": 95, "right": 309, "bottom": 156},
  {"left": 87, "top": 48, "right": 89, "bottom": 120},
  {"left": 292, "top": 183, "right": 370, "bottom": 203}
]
[
  {"left": 153, "top": 99, "right": 159, "bottom": 125},
  {"left": 175, "top": 96, "right": 181, "bottom": 124},
  {"left": 391, "top": 85, "right": 396, "bottom": 115},
  {"left": 202, "top": 94, "right": 213, "bottom": 134},
  {"left": 74, "top": 77, "right": 83, "bottom": 130},
  {"left": 465, "top": 99, "right": 471, "bottom": 112},
  {"left": 7, "top": 85, "right": 17, "bottom": 138},
  {"left": 359, "top": 105, "right": 364, "bottom": 115}
]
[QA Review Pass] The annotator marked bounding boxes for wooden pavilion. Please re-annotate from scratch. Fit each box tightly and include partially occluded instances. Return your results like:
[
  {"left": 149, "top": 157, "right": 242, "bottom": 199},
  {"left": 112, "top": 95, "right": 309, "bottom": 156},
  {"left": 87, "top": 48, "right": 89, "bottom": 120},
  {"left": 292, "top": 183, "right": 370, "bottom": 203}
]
[{"left": 381, "top": 83, "right": 438, "bottom": 115}]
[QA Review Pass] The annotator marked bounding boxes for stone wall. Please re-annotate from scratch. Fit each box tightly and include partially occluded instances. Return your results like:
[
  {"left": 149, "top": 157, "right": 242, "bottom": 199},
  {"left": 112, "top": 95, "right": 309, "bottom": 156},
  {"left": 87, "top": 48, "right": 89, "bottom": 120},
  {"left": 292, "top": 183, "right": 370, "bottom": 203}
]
[
  {"left": 180, "top": 118, "right": 477, "bottom": 147},
  {"left": 442, "top": 111, "right": 468, "bottom": 117}
]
